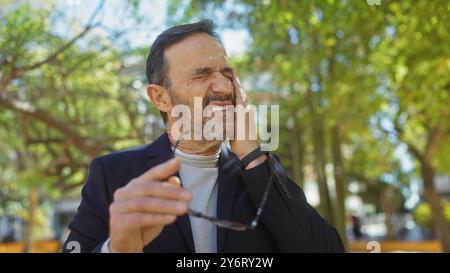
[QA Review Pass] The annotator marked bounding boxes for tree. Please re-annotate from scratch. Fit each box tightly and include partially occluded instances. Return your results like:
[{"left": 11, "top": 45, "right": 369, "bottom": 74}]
[
  {"left": 374, "top": 0, "right": 450, "bottom": 251},
  {"left": 0, "top": 1, "right": 158, "bottom": 251}
]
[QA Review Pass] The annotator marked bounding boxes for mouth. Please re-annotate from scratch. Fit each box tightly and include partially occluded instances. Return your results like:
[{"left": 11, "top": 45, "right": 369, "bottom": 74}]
[{"left": 208, "top": 101, "right": 233, "bottom": 107}]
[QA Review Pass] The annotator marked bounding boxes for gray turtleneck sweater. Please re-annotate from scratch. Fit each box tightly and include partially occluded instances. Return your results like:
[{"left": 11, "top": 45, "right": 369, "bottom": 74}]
[{"left": 174, "top": 148, "right": 220, "bottom": 253}]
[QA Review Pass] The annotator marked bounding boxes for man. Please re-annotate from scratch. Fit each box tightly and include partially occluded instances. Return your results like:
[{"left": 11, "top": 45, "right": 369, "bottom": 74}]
[{"left": 63, "top": 20, "right": 344, "bottom": 253}]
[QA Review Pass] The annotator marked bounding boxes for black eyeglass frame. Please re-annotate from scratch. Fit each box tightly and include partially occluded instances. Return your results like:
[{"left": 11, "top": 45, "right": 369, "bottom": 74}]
[{"left": 172, "top": 140, "right": 276, "bottom": 231}]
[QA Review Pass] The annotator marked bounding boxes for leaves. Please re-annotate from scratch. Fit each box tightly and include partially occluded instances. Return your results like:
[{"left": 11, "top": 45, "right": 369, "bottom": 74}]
[{"left": 0, "top": 2, "right": 158, "bottom": 231}]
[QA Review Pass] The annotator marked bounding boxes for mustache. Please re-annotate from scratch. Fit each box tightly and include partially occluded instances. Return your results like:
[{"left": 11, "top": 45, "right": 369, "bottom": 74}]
[{"left": 203, "top": 94, "right": 234, "bottom": 108}]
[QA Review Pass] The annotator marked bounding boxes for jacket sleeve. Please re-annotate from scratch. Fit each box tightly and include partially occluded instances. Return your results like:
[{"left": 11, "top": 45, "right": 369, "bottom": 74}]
[
  {"left": 240, "top": 155, "right": 345, "bottom": 253},
  {"left": 62, "top": 158, "right": 111, "bottom": 253}
]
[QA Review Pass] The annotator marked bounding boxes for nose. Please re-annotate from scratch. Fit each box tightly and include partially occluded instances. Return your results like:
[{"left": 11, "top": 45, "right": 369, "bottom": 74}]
[{"left": 210, "top": 71, "right": 232, "bottom": 96}]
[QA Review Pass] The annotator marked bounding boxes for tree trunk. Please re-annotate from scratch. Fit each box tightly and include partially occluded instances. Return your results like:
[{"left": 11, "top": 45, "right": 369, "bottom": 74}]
[
  {"left": 385, "top": 211, "right": 395, "bottom": 240},
  {"left": 290, "top": 117, "right": 305, "bottom": 188},
  {"left": 307, "top": 91, "right": 333, "bottom": 224},
  {"left": 421, "top": 161, "right": 450, "bottom": 252},
  {"left": 380, "top": 186, "right": 399, "bottom": 241},
  {"left": 23, "top": 187, "right": 38, "bottom": 253},
  {"left": 330, "top": 124, "right": 348, "bottom": 249}
]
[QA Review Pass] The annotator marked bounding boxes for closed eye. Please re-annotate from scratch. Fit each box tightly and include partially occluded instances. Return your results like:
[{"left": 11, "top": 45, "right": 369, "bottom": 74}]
[
  {"left": 191, "top": 66, "right": 233, "bottom": 80},
  {"left": 221, "top": 68, "right": 233, "bottom": 79},
  {"left": 192, "top": 73, "right": 210, "bottom": 81}
]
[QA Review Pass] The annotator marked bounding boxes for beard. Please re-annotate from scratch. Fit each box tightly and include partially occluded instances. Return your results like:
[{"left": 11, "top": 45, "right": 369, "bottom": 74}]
[
  {"left": 168, "top": 87, "right": 234, "bottom": 145},
  {"left": 169, "top": 87, "right": 233, "bottom": 108}
]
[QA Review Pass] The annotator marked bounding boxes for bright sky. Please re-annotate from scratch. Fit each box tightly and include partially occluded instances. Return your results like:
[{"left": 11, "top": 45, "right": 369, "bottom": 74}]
[{"left": 57, "top": 0, "right": 248, "bottom": 56}]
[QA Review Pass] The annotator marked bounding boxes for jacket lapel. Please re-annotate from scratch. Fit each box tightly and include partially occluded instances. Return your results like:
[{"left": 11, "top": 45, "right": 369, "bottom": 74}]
[
  {"left": 145, "top": 133, "right": 195, "bottom": 253},
  {"left": 216, "top": 145, "right": 241, "bottom": 252}
]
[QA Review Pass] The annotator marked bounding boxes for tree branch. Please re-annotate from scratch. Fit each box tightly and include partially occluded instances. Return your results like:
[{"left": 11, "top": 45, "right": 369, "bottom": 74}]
[
  {"left": 0, "top": 95, "right": 101, "bottom": 157},
  {"left": 390, "top": 108, "right": 424, "bottom": 161},
  {"left": 13, "top": 0, "right": 105, "bottom": 76},
  {"left": 424, "top": 120, "right": 445, "bottom": 162}
]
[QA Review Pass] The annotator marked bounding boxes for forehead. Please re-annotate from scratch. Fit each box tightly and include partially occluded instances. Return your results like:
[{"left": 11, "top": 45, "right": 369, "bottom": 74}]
[{"left": 164, "top": 33, "right": 229, "bottom": 75}]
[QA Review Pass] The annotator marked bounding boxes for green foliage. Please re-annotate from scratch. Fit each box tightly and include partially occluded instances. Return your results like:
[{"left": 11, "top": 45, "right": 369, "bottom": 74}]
[
  {"left": 414, "top": 202, "right": 450, "bottom": 227},
  {"left": 0, "top": 3, "right": 160, "bottom": 223}
]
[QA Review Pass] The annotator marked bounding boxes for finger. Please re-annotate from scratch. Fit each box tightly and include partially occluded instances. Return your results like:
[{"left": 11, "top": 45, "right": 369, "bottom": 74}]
[
  {"left": 232, "top": 68, "right": 242, "bottom": 88},
  {"left": 166, "top": 176, "right": 181, "bottom": 187},
  {"left": 134, "top": 158, "right": 180, "bottom": 183},
  {"left": 112, "top": 197, "right": 188, "bottom": 215},
  {"left": 232, "top": 68, "right": 247, "bottom": 106},
  {"left": 114, "top": 181, "right": 192, "bottom": 201},
  {"left": 115, "top": 213, "right": 177, "bottom": 230}
]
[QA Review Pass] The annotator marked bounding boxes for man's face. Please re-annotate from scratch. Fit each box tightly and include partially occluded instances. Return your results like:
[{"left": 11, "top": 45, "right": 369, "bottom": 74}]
[{"left": 164, "top": 33, "right": 235, "bottom": 141}]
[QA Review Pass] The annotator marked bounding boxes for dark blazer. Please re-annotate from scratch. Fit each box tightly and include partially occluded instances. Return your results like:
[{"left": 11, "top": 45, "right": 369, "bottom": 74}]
[{"left": 62, "top": 133, "right": 344, "bottom": 253}]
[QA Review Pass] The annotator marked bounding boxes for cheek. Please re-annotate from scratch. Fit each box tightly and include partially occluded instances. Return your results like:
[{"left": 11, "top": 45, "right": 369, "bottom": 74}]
[
  {"left": 172, "top": 83, "right": 208, "bottom": 109},
  {"left": 171, "top": 82, "right": 196, "bottom": 102},
  {"left": 189, "top": 81, "right": 211, "bottom": 97}
]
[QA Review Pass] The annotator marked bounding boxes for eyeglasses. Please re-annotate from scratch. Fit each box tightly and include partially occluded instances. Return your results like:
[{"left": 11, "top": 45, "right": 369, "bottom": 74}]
[{"left": 172, "top": 140, "right": 276, "bottom": 231}]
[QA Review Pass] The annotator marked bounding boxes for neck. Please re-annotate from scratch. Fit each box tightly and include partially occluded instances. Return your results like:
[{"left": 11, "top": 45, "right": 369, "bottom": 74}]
[{"left": 167, "top": 130, "right": 222, "bottom": 156}]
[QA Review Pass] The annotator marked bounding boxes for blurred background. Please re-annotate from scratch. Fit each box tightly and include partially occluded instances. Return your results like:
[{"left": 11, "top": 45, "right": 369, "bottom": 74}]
[{"left": 0, "top": 0, "right": 449, "bottom": 253}]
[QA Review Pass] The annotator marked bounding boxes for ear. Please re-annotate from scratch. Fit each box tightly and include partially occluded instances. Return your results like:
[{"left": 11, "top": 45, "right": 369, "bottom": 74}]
[{"left": 147, "top": 84, "right": 172, "bottom": 113}]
